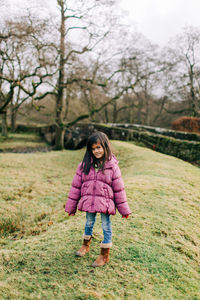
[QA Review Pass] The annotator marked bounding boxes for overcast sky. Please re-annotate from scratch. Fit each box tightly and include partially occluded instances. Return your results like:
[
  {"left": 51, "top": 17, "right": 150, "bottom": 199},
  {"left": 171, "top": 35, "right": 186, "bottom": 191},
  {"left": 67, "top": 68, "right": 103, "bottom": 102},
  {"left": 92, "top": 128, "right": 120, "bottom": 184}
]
[
  {"left": 2, "top": 0, "right": 200, "bottom": 46},
  {"left": 119, "top": 0, "right": 200, "bottom": 46}
]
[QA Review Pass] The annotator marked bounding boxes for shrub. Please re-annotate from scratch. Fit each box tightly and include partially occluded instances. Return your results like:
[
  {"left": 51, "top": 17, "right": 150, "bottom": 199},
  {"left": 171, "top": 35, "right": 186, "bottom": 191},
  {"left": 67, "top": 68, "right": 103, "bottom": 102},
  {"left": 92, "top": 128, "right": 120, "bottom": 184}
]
[{"left": 172, "top": 116, "right": 200, "bottom": 134}]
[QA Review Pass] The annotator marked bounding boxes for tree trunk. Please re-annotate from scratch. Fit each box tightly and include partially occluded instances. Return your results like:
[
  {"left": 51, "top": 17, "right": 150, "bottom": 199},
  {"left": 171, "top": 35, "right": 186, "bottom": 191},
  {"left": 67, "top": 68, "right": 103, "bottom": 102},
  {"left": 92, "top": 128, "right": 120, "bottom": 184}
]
[
  {"left": 55, "top": 125, "right": 65, "bottom": 150},
  {"left": 189, "top": 66, "right": 197, "bottom": 117},
  {"left": 145, "top": 96, "right": 151, "bottom": 126},
  {"left": 1, "top": 111, "right": 8, "bottom": 137},
  {"left": 104, "top": 106, "right": 109, "bottom": 123},
  {"left": 55, "top": 0, "right": 65, "bottom": 150},
  {"left": 129, "top": 108, "right": 133, "bottom": 123},
  {"left": 112, "top": 102, "right": 118, "bottom": 123},
  {"left": 136, "top": 101, "right": 143, "bottom": 124},
  {"left": 11, "top": 106, "right": 17, "bottom": 132}
]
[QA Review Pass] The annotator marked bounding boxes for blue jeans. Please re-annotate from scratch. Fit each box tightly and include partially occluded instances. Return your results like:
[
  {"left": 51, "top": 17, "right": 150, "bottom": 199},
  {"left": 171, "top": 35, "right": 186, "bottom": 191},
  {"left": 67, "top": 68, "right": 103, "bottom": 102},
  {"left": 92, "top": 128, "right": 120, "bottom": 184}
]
[{"left": 84, "top": 212, "right": 112, "bottom": 245}]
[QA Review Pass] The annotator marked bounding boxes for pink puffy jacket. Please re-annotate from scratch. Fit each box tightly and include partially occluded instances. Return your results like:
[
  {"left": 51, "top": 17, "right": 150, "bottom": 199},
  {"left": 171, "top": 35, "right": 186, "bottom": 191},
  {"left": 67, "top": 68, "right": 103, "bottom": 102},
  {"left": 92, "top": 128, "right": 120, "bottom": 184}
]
[{"left": 65, "top": 155, "right": 131, "bottom": 216}]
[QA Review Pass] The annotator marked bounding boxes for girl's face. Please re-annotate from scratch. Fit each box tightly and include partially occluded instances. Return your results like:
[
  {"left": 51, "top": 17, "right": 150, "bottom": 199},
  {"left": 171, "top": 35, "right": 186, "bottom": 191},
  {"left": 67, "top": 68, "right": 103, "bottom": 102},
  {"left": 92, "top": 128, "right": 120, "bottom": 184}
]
[{"left": 91, "top": 142, "right": 105, "bottom": 160}]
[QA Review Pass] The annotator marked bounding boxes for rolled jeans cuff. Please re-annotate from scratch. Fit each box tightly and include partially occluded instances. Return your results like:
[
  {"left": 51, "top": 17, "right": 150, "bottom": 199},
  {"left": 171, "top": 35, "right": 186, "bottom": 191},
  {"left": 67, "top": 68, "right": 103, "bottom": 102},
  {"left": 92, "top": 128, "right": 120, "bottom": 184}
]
[
  {"left": 100, "top": 242, "right": 112, "bottom": 248},
  {"left": 83, "top": 234, "right": 92, "bottom": 240}
]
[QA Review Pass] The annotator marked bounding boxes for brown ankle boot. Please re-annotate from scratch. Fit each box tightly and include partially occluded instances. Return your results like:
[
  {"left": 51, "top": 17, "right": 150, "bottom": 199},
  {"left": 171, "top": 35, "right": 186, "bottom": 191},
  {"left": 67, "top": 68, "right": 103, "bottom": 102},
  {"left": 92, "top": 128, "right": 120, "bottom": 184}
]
[
  {"left": 76, "top": 236, "right": 92, "bottom": 257},
  {"left": 91, "top": 247, "right": 110, "bottom": 267}
]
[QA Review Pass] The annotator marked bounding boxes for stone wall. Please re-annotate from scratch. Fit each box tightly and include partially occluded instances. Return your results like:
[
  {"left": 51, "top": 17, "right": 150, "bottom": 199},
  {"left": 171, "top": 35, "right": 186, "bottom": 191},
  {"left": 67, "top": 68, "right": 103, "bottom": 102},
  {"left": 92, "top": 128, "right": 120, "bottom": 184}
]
[
  {"left": 109, "top": 123, "right": 200, "bottom": 142},
  {"left": 39, "top": 123, "right": 200, "bottom": 164},
  {"left": 8, "top": 123, "right": 199, "bottom": 163}
]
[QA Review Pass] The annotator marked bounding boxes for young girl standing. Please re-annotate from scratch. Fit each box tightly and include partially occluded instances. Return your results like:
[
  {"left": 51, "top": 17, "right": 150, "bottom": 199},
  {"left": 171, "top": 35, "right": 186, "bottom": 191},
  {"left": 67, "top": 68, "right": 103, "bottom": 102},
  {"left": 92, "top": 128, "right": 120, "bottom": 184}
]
[{"left": 65, "top": 131, "right": 131, "bottom": 267}]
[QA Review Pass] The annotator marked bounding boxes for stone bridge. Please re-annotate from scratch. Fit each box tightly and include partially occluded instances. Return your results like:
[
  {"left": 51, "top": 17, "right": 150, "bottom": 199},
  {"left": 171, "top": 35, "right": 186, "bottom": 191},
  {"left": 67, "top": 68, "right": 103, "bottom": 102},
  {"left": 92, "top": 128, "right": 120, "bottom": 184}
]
[{"left": 38, "top": 122, "right": 200, "bottom": 164}]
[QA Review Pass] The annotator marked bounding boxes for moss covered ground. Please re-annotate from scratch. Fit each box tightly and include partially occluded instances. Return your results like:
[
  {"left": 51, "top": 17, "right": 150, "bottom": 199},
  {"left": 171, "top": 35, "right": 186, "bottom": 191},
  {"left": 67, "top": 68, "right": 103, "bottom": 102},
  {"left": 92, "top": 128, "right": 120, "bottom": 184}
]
[{"left": 0, "top": 137, "right": 200, "bottom": 299}]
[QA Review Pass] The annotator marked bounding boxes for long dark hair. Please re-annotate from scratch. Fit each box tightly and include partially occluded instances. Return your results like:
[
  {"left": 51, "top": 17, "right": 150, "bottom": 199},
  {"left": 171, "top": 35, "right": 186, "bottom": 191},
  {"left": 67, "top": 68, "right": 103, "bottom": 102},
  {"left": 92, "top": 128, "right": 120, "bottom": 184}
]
[{"left": 81, "top": 131, "right": 112, "bottom": 175}]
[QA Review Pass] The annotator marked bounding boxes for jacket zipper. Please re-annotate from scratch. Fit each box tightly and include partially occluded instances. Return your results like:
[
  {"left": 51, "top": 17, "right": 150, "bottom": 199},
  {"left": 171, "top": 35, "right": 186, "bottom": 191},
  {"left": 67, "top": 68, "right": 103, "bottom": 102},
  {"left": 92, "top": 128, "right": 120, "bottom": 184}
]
[{"left": 92, "top": 168, "right": 97, "bottom": 208}]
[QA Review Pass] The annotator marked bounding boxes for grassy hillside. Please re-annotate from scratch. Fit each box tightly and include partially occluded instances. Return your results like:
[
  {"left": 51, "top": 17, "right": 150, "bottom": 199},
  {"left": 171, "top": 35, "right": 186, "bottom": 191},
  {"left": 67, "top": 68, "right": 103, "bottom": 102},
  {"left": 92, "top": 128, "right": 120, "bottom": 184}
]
[
  {"left": 0, "top": 140, "right": 200, "bottom": 299},
  {"left": 0, "top": 132, "right": 49, "bottom": 152}
]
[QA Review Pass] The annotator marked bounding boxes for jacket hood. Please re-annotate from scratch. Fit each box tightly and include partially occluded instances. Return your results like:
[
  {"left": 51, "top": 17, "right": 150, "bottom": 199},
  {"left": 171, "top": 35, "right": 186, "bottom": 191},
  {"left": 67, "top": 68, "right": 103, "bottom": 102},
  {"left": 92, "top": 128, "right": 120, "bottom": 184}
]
[{"left": 104, "top": 154, "right": 118, "bottom": 169}]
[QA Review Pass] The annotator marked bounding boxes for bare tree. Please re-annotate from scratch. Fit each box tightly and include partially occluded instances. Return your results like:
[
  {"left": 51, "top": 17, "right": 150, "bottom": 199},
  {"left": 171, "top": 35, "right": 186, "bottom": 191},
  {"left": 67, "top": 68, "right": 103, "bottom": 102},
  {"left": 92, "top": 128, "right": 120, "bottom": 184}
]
[
  {"left": 162, "top": 26, "right": 200, "bottom": 118},
  {"left": 105, "top": 33, "right": 166, "bottom": 125},
  {"left": 0, "top": 15, "right": 56, "bottom": 135},
  {"left": 22, "top": 0, "right": 117, "bottom": 149}
]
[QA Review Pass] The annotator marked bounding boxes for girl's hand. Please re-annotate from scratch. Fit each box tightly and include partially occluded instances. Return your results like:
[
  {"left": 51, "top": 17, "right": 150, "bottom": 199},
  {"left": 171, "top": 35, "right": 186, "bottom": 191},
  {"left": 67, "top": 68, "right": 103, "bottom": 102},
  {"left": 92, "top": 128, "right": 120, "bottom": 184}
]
[
  {"left": 68, "top": 213, "right": 75, "bottom": 216},
  {"left": 122, "top": 215, "right": 129, "bottom": 219}
]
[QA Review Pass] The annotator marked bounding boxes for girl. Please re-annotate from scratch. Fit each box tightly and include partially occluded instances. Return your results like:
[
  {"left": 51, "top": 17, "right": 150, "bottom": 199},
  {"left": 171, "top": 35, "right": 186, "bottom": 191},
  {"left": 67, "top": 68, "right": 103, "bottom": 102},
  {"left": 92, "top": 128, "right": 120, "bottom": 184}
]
[{"left": 65, "top": 131, "right": 131, "bottom": 267}]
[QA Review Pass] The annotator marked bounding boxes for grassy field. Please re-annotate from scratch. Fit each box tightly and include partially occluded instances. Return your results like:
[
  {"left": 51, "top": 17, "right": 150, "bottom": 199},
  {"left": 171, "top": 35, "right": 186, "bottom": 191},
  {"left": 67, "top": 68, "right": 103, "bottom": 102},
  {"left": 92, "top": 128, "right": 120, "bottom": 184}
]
[
  {"left": 0, "top": 133, "right": 49, "bottom": 152},
  {"left": 0, "top": 137, "right": 200, "bottom": 300}
]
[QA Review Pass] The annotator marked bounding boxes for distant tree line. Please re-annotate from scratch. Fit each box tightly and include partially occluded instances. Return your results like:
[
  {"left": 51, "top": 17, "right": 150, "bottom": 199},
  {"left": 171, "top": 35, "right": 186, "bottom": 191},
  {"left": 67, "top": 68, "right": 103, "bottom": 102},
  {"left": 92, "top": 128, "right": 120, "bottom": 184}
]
[{"left": 0, "top": 0, "right": 200, "bottom": 147}]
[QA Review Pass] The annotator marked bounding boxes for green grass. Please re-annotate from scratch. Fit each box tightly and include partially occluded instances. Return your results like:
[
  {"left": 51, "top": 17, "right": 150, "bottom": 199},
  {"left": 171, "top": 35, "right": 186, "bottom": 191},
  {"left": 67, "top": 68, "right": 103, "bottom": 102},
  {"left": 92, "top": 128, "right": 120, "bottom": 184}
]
[
  {"left": 0, "top": 139, "right": 200, "bottom": 299},
  {"left": 0, "top": 132, "right": 48, "bottom": 151}
]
